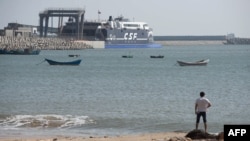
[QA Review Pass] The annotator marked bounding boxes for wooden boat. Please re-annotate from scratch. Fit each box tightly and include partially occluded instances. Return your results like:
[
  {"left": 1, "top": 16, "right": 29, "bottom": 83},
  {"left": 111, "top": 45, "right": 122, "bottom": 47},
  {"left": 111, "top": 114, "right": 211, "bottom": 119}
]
[
  {"left": 150, "top": 55, "right": 164, "bottom": 58},
  {"left": 177, "top": 59, "right": 209, "bottom": 66},
  {"left": 45, "top": 58, "right": 82, "bottom": 66},
  {"left": 68, "top": 54, "right": 80, "bottom": 57},
  {"left": 122, "top": 55, "right": 133, "bottom": 58}
]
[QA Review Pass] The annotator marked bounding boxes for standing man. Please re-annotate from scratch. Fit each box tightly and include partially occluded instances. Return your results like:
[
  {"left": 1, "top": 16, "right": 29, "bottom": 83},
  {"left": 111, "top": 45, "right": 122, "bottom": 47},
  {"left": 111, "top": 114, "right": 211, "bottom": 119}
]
[{"left": 195, "top": 91, "right": 211, "bottom": 132}]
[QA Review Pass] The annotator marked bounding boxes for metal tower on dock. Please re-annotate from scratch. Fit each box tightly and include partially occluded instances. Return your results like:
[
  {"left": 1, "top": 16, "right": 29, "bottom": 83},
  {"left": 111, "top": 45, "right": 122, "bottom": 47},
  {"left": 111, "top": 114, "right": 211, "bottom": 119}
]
[{"left": 39, "top": 8, "right": 85, "bottom": 39}]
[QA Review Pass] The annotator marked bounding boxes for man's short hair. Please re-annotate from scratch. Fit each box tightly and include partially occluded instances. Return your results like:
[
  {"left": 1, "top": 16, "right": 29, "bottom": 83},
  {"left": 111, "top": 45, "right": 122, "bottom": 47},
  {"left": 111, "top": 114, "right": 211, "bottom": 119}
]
[{"left": 200, "top": 91, "right": 205, "bottom": 97}]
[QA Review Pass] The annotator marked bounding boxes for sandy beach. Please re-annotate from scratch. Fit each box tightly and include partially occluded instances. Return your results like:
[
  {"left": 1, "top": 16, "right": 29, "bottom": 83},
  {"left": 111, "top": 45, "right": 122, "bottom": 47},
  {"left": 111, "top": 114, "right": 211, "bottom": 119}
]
[
  {"left": 0, "top": 132, "right": 188, "bottom": 141},
  {"left": 0, "top": 130, "right": 224, "bottom": 141}
]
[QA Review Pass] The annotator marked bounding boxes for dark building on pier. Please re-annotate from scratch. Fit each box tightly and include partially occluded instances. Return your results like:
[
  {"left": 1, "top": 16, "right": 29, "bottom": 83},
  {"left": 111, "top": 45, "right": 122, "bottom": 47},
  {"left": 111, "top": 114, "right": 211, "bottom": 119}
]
[
  {"left": 0, "top": 23, "right": 37, "bottom": 37},
  {"left": 61, "top": 21, "right": 101, "bottom": 40}
]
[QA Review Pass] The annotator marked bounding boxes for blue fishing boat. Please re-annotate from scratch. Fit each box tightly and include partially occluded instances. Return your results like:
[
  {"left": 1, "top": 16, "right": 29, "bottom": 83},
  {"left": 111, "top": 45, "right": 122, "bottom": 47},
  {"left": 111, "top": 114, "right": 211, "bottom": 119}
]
[{"left": 45, "top": 58, "right": 82, "bottom": 66}]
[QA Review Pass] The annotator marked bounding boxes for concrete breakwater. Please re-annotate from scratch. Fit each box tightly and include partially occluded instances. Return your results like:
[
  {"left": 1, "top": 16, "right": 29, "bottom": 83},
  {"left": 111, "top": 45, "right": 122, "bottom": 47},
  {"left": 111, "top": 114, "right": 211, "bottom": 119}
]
[
  {"left": 226, "top": 37, "right": 250, "bottom": 45},
  {"left": 154, "top": 35, "right": 226, "bottom": 46},
  {"left": 0, "top": 36, "right": 97, "bottom": 50},
  {"left": 155, "top": 40, "right": 226, "bottom": 46}
]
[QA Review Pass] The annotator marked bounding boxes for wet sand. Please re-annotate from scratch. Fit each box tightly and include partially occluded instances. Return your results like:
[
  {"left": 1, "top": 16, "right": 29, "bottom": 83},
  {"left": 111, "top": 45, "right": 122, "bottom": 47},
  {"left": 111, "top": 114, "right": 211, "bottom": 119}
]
[{"left": 0, "top": 132, "right": 188, "bottom": 141}]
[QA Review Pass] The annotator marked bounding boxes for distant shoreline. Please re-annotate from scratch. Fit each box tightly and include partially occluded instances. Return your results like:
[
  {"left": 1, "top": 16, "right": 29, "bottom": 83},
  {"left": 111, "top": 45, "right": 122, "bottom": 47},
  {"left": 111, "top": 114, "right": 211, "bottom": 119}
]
[{"left": 1, "top": 36, "right": 247, "bottom": 51}]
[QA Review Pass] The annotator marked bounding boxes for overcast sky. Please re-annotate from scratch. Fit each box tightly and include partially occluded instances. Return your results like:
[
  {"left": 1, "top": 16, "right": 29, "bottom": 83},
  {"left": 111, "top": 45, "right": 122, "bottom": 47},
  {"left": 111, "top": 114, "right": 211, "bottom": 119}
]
[{"left": 0, "top": 0, "right": 249, "bottom": 37}]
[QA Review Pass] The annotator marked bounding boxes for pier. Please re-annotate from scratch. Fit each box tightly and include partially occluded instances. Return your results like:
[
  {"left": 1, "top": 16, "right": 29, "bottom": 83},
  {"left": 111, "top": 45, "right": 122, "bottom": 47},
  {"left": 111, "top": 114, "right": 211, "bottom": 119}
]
[
  {"left": 226, "top": 37, "right": 250, "bottom": 45},
  {"left": 154, "top": 35, "right": 227, "bottom": 46}
]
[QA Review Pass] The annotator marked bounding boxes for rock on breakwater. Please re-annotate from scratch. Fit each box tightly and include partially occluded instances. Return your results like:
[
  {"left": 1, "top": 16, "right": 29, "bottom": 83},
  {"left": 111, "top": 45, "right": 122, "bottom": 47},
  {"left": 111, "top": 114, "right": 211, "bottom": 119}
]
[{"left": 0, "top": 36, "right": 95, "bottom": 50}]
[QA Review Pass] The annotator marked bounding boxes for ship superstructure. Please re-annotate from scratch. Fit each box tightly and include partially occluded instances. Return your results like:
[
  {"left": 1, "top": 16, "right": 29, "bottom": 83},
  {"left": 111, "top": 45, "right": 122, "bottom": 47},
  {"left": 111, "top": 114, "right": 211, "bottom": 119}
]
[{"left": 95, "top": 16, "right": 161, "bottom": 48}]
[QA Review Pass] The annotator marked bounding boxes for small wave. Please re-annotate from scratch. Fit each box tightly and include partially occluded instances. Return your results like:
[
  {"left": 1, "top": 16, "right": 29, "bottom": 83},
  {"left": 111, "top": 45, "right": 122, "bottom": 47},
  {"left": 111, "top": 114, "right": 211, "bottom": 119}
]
[{"left": 0, "top": 114, "right": 95, "bottom": 129}]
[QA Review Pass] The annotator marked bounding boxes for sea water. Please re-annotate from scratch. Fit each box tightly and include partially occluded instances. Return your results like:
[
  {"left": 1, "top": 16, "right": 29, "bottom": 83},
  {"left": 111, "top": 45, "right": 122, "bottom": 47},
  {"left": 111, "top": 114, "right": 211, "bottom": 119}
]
[{"left": 0, "top": 45, "right": 250, "bottom": 137}]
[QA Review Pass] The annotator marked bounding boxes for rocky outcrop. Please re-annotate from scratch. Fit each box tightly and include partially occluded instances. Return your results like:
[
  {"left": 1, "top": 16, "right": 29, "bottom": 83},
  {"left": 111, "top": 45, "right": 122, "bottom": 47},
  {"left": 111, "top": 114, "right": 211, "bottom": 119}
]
[
  {"left": 167, "top": 136, "right": 192, "bottom": 141},
  {"left": 185, "top": 129, "right": 217, "bottom": 140}
]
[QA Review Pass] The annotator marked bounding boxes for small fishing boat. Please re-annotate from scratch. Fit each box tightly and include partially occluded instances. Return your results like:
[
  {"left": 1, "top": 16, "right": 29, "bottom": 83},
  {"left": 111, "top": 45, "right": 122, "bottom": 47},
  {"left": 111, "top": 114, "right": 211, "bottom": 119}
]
[
  {"left": 68, "top": 54, "right": 80, "bottom": 57},
  {"left": 177, "top": 59, "right": 209, "bottom": 66},
  {"left": 150, "top": 55, "right": 164, "bottom": 58},
  {"left": 122, "top": 55, "right": 133, "bottom": 58},
  {"left": 45, "top": 58, "right": 82, "bottom": 66}
]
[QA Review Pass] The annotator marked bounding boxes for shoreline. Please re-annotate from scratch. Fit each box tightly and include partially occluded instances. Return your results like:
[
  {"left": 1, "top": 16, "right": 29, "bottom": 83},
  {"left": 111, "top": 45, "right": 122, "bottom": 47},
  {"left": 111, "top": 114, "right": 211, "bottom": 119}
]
[
  {"left": 0, "top": 131, "right": 188, "bottom": 141},
  {"left": 0, "top": 130, "right": 224, "bottom": 141}
]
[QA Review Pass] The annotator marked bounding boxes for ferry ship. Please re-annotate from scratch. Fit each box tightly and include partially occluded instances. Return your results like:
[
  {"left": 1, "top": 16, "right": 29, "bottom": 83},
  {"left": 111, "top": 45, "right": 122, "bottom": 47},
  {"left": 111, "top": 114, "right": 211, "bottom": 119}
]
[
  {"left": 95, "top": 16, "right": 161, "bottom": 48},
  {"left": 62, "top": 16, "right": 161, "bottom": 48}
]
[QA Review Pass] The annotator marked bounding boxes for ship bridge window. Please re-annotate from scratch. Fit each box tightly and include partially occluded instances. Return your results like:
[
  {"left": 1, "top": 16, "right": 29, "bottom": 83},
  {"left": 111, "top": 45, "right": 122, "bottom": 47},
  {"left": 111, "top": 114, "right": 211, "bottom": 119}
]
[{"left": 124, "top": 24, "right": 140, "bottom": 28}]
